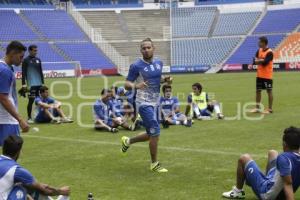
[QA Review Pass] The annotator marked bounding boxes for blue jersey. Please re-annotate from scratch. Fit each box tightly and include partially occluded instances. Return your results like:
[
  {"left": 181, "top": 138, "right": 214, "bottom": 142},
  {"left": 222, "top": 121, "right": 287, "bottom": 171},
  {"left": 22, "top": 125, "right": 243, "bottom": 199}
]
[
  {"left": 0, "top": 60, "right": 18, "bottom": 125},
  {"left": 262, "top": 152, "right": 300, "bottom": 199},
  {"left": 0, "top": 155, "right": 35, "bottom": 199},
  {"left": 34, "top": 96, "right": 55, "bottom": 112},
  {"left": 109, "top": 98, "right": 122, "bottom": 117},
  {"left": 93, "top": 99, "right": 111, "bottom": 123},
  {"left": 160, "top": 96, "right": 180, "bottom": 116},
  {"left": 126, "top": 58, "right": 163, "bottom": 106}
]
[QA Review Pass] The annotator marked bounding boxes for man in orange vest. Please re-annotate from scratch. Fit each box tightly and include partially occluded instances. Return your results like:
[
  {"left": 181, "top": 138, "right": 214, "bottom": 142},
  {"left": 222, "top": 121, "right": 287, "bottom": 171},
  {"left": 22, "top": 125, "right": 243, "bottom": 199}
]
[{"left": 251, "top": 36, "right": 274, "bottom": 114}]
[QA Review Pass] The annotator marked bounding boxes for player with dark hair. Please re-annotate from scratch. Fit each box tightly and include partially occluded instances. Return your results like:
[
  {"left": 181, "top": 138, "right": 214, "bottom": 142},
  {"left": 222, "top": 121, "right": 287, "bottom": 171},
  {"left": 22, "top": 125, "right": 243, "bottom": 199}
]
[
  {"left": 0, "top": 41, "right": 29, "bottom": 146},
  {"left": 121, "top": 38, "right": 172, "bottom": 172},
  {"left": 222, "top": 126, "right": 300, "bottom": 199},
  {"left": 251, "top": 36, "right": 274, "bottom": 114},
  {"left": 185, "top": 82, "right": 224, "bottom": 120},
  {"left": 22, "top": 44, "right": 44, "bottom": 123},
  {"left": 160, "top": 85, "right": 192, "bottom": 127},
  {"left": 34, "top": 86, "right": 73, "bottom": 124},
  {"left": 0, "top": 135, "right": 70, "bottom": 200}
]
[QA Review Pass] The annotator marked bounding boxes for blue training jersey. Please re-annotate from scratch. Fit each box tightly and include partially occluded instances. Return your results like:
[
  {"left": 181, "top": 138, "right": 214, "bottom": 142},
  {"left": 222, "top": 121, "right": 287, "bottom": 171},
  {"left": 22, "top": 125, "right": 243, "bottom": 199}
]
[
  {"left": 160, "top": 96, "right": 180, "bottom": 116},
  {"left": 93, "top": 99, "right": 111, "bottom": 123},
  {"left": 0, "top": 60, "right": 18, "bottom": 125},
  {"left": 126, "top": 58, "right": 163, "bottom": 106},
  {"left": 34, "top": 96, "right": 55, "bottom": 113},
  {"left": 0, "top": 155, "right": 35, "bottom": 199},
  {"left": 262, "top": 152, "right": 300, "bottom": 199}
]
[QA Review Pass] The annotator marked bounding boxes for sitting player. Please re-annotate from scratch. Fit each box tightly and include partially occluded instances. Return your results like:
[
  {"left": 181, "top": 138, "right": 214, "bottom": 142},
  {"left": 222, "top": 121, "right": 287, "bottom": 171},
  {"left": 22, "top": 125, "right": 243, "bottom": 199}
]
[
  {"left": 93, "top": 89, "right": 132, "bottom": 133},
  {"left": 160, "top": 85, "right": 191, "bottom": 127},
  {"left": 185, "top": 82, "right": 224, "bottom": 120},
  {"left": 222, "top": 126, "right": 300, "bottom": 199},
  {"left": 34, "top": 86, "right": 73, "bottom": 124},
  {"left": 0, "top": 135, "right": 70, "bottom": 200}
]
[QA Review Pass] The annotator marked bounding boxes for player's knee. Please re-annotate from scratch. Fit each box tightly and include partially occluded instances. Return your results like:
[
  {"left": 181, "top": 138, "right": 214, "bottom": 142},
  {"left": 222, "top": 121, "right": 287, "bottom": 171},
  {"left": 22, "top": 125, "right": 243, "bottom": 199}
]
[
  {"left": 239, "top": 154, "right": 252, "bottom": 164},
  {"left": 268, "top": 150, "right": 278, "bottom": 158}
]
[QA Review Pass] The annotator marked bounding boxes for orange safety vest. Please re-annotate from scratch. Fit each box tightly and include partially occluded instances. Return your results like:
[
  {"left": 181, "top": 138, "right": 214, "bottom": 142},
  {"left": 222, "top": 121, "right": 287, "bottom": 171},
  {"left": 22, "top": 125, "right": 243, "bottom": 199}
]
[{"left": 257, "top": 48, "right": 273, "bottom": 79}]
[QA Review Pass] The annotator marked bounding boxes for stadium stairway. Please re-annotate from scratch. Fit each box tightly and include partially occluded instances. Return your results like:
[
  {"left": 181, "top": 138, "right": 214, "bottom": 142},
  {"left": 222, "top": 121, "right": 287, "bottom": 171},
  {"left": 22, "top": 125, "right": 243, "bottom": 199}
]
[
  {"left": 19, "top": 11, "right": 46, "bottom": 40},
  {"left": 274, "top": 33, "right": 300, "bottom": 63}
]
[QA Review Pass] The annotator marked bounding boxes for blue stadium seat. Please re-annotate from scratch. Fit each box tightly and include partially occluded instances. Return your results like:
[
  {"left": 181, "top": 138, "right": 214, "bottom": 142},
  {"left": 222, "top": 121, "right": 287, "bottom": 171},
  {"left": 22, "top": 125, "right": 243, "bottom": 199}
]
[
  {"left": 254, "top": 9, "right": 300, "bottom": 34},
  {"left": 22, "top": 10, "right": 87, "bottom": 40},
  {"left": 55, "top": 42, "right": 115, "bottom": 69},
  {"left": 0, "top": 10, "right": 38, "bottom": 41},
  {"left": 172, "top": 7, "right": 217, "bottom": 37},
  {"left": 213, "top": 12, "right": 261, "bottom": 36},
  {"left": 172, "top": 38, "right": 241, "bottom": 66},
  {"left": 226, "top": 35, "right": 285, "bottom": 64}
]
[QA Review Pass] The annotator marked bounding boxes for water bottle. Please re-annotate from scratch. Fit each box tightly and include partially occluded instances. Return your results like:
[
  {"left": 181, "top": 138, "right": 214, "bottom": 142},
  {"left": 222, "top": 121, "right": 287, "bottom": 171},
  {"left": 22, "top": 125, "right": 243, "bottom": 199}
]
[{"left": 88, "top": 193, "right": 94, "bottom": 200}]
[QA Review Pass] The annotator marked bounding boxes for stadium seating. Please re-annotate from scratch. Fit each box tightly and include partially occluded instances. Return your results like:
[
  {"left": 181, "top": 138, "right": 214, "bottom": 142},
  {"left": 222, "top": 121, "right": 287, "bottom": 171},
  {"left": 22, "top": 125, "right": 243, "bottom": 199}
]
[
  {"left": 22, "top": 10, "right": 87, "bottom": 40},
  {"left": 172, "top": 7, "right": 217, "bottom": 37},
  {"left": 0, "top": 0, "right": 53, "bottom": 8},
  {"left": 172, "top": 38, "right": 241, "bottom": 66},
  {"left": 196, "top": 0, "right": 264, "bottom": 5},
  {"left": 213, "top": 12, "right": 261, "bottom": 36},
  {"left": 55, "top": 42, "right": 115, "bottom": 69},
  {"left": 0, "top": 10, "right": 38, "bottom": 41},
  {"left": 226, "top": 35, "right": 285, "bottom": 64},
  {"left": 274, "top": 33, "right": 300, "bottom": 62},
  {"left": 73, "top": 0, "right": 142, "bottom": 8},
  {"left": 254, "top": 9, "right": 300, "bottom": 34}
]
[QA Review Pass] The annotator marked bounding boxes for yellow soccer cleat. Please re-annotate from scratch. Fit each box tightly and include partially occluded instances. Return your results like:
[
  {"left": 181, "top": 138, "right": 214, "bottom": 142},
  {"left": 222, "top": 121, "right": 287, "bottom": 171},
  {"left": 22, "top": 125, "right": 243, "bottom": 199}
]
[
  {"left": 150, "top": 162, "right": 168, "bottom": 173},
  {"left": 121, "top": 136, "right": 130, "bottom": 153}
]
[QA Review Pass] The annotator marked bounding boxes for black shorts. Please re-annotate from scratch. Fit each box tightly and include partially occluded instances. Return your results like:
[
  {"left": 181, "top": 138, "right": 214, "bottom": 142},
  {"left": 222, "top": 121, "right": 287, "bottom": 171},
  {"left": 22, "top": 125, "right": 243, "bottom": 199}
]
[
  {"left": 28, "top": 85, "right": 42, "bottom": 98},
  {"left": 256, "top": 77, "right": 273, "bottom": 90}
]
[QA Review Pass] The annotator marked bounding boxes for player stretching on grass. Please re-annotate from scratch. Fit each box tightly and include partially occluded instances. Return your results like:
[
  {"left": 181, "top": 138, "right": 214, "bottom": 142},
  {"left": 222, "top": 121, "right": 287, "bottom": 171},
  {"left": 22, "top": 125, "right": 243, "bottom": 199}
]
[
  {"left": 222, "top": 126, "right": 300, "bottom": 199},
  {"left": 251, "top": 36, "right": 274, "bottom": 114},
  {"left": 121, "top": 38, "right": 172, "bottom": 173}
]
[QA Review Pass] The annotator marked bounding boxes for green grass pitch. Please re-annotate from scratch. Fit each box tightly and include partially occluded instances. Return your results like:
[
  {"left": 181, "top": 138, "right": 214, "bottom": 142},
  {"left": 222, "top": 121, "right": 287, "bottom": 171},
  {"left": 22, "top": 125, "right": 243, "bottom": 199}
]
[{"left": 15, "top": 72, "right": 300, "bottom": 200}]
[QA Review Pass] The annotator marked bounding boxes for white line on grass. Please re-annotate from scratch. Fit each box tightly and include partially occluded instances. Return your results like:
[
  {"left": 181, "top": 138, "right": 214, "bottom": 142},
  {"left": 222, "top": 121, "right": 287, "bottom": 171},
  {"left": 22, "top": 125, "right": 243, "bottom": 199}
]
[{"left": 23, "top": 135, "right": 266, "bottom": 158}]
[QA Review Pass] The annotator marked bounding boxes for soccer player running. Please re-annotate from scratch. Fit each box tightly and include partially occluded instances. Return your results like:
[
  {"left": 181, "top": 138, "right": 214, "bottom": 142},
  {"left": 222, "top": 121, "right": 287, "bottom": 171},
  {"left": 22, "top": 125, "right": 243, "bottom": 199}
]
[
  {"left": 251, "top": 36, "right": 274, "bottom": 114},
  {"left": 160, "top": 85, "right": 192, "bottom": 127},
  {"left": 22, "top": 45, "right": 44, "bottom": 123},
  {"left": 222, "top": 126, "right": 300, "bottom": 200},
  {"left": 0, "top": 135, "right": 70, "bottom": 200},
  {"left": 0, "top": 41, "right": 29, "bottom": 146},
  {"left": 121, "top": 38, "right": 172, "bottom": 173}
]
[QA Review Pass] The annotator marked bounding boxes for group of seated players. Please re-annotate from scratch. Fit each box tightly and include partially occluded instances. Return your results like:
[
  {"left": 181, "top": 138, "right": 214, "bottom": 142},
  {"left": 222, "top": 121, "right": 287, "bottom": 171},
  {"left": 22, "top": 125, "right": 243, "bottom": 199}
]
[{"left": 92, "top": 82, "right": 224, "bottom": 133}]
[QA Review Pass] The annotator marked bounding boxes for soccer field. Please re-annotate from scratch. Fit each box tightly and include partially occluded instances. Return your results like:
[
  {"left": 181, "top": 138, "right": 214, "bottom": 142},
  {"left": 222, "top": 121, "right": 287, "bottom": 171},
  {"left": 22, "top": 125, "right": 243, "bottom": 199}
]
[{"left": 16, "top": 72, "right": 300, "bottom": 200}]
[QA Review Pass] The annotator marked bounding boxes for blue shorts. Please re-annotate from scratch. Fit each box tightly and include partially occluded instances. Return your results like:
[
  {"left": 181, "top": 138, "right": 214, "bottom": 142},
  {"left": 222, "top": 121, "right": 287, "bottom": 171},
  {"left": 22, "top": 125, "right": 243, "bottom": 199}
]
[
  {"left": 245, "top": 160, "right": 276, "bottom": 199},
  {"left": 35, "top": 109, "right": 59, "bottom": 123},
  {"left": 138, "top": 105, "right": 160, "bottom": 137},
  {"left": 0, "top": 124, "right": 20, "bottom": 146}
]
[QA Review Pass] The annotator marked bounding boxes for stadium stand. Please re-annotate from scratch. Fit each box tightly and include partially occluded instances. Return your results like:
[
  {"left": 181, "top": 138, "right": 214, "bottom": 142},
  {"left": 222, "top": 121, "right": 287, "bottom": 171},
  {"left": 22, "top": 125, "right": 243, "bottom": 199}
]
[
  {"left": 253, "top": 8, "right": 300, "bottom": 34},
  {"left": 0, "top": 0, "right": 53, "bottom": 8},
  {"left": 0, "top": 10, "right": 38, "bottom": 41},
  {"left": 172, "top": 38, "right": 241, "bottom": 66},
  {"left": 274, "top": 33, "right": 300, "bottom": 62},
  {"left": 196, "top": 0, "right": 264, "bottom": 5},
  {"left": 212, "top": 12, "right": 261, "bottom": 36},
  {"left": 226, "top": 35, "right": 285, "bottom": 64},
  {"left": 171, "top": 7, "right": 217, "bottom": 37},
  {"left": 22, "top": 10, "right": 87, "bottom": 40},
  {"left": 55, "top": 42, "right": 115, "bottom": 69},
  {"left": 73, "top": 0, "right": 142, "bottom": 8}
]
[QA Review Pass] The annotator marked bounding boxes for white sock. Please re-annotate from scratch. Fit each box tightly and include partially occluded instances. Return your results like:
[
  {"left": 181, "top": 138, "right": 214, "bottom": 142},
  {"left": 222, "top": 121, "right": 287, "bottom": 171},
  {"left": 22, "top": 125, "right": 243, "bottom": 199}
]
[
  {"left": 175, "top": 121, "right": 181, "bottom": 125},
  {"left": 126, "top": 138, "right": 130, "bottom": 146},
  {"left": 57, "top": 196, "right": 70, "bottom": 200},
  {"left": 193, "top": 105, "right": 201, "bottom": 116},
  {"left": 234, "top": 186, "right": 242, "bottom": 192},
  {"left": 214, "top": 105, "right": 221, "bottom": 114},
  {"left": 183, "top": 119, "right": 187, "bottom": 125}
]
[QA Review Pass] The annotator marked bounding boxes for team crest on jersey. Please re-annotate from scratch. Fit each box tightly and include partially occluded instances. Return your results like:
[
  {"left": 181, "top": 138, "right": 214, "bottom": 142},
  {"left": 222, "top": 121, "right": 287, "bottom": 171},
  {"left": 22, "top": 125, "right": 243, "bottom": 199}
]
[{"left": 16, "top": 190, "right": 24, "bottom": 199}]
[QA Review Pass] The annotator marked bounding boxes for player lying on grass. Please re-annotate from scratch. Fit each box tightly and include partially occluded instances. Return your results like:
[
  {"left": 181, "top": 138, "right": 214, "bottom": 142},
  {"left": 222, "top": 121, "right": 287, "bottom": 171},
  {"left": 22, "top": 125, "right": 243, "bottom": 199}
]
[
  {"left": 34, "top": 86, "right": 73, "bottom": 124},
  {"left": 185, "top": 82, "right": 224, "bottom": 120},
  {"left": 222, "top": 126, "right": 300, "bottom": 200},
  {"left": 160, "top": 85, "right": 192, "bottom": 128},
  {"left": 93, "top": 88, "right": 132, "bottom": 133},
  {"left": 0, "top": 135, "right": 70, "bottom": 200}
]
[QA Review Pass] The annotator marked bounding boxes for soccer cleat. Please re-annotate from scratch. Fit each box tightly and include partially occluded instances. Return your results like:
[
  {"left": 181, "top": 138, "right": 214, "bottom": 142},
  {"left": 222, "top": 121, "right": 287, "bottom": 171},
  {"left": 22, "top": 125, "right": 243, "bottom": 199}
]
[
  {"left": 185, "top": 118, "right": 192, "bottom": 127},
  {"left": 262, "top": 109, "right": 273, "bottom": 114},
  {"left": 61, "top": 118, "right": 74, "bottom": 123},
  {"left": 162, "top": 120, "right": 169, "bottom": 128},
  {"left": 222, "top": 186, "right": 245, "bottom": 199},
  {"left": 51, "top": 118, "right": 61, "bottom": 124},
  {"left": 110, "top": 128, "right": 119, "bottom": 134},
  {"left": 121, "top": 136, "right": 130, "bottom": 153},
  {"left": 249, "top": 108, "right": 261, "bottom": 113},
  {"left": 150, "top": 162, "right": 168, "bottom": 173},
  {"left": 217, "top": 113, "right": 225, "bottom": 120},
  {"left": 27, "top": 118, "right": 34, "bottom": 124}
]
